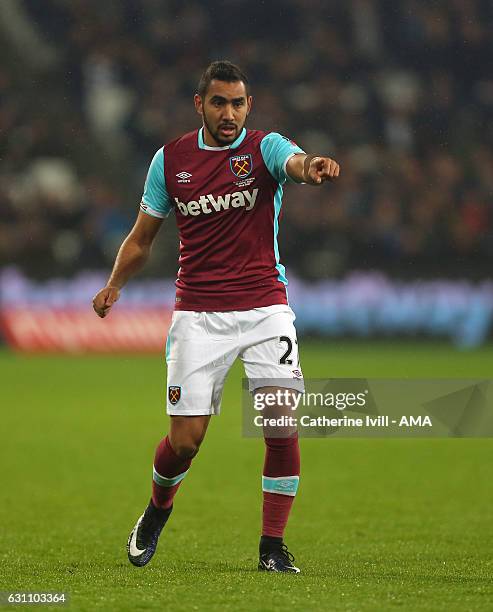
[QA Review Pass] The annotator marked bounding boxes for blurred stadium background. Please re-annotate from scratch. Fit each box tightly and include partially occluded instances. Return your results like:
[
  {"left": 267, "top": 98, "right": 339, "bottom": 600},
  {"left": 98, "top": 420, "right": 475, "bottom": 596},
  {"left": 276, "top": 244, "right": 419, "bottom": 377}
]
[
  {"left": 1, "top": 0, "right": 492, "bottom": 350},
  {"left": 1, "top": 2, "right": 493, "bottom": 610}
]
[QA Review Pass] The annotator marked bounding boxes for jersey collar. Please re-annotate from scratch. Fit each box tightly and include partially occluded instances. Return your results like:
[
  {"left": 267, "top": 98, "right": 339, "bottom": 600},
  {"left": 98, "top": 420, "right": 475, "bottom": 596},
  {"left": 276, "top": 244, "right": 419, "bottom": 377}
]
[{"left": 198, "top": 127, "right": 247, "bottom": 150}]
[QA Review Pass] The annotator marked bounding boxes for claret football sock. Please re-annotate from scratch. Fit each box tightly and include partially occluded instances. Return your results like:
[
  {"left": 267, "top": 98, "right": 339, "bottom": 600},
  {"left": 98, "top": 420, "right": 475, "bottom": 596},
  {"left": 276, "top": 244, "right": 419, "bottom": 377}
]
[
  {"left": 152, "top": 435, "right": 192, "bottom": 509},
  {"left": 261, "top": 433, "right": 300, "bottom": 538}
]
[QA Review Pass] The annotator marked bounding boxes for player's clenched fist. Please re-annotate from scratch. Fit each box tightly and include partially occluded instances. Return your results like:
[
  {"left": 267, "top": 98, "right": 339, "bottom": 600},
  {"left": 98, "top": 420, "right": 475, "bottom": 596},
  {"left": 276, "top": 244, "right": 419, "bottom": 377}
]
[
  {"left": 306, "top": 156, "right": 340, "bottom": 185},
  {"left": 92, "top": 286, "right": 120, "bottom": 318}
]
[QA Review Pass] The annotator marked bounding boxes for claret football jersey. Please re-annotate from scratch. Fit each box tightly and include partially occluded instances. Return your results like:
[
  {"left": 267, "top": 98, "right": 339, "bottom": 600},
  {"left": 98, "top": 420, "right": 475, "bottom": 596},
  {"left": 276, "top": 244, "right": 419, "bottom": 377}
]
[{"left": 140, "top": 127, "right": 304, "bottom": 311}]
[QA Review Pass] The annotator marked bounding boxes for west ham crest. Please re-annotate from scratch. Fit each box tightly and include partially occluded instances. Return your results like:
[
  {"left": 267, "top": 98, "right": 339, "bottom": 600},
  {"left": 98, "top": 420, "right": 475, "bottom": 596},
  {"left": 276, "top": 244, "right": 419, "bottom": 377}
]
[
  {"left": 168, "top": 385, "right": 181, "bottom": 405},
  {"left": 230, "top": 154, "right": 253, "bottom": 179}
]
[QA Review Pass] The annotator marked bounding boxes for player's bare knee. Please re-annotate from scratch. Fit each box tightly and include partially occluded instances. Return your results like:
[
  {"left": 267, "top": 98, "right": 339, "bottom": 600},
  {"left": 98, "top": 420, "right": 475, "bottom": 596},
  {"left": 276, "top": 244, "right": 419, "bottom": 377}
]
[
  {"left": 169, "top": 430, "right": 203, "bottom": 458},
  {"left": 172, "top": 440, "right": 201, "bottom": 459}
]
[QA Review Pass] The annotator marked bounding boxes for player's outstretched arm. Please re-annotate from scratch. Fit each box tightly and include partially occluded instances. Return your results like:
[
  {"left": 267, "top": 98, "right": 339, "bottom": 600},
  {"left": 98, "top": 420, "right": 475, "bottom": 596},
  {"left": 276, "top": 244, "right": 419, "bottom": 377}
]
[
  {"left": 92, "top": 211, "right": 163, "bottom": 318},
  {"left": 286, "top": 154, "right": 340, "bottom": 185}
]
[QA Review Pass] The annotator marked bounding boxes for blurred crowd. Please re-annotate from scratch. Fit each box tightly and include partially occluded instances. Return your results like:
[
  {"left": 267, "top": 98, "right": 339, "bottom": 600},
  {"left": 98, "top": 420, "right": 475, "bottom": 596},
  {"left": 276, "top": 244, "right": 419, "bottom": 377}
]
[{"left": 1, "top": 0, "right": 492, "bottom": 279}]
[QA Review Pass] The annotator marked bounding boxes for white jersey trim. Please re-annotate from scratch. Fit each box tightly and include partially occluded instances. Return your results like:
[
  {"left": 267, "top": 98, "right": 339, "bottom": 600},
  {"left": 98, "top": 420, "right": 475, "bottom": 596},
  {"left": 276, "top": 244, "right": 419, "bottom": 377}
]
[
  {"left": 283, "top": 152, "right": 305, "bottom": 184},
  {"left": 140, "top": 200, "right": 166, "bottom": 219}
]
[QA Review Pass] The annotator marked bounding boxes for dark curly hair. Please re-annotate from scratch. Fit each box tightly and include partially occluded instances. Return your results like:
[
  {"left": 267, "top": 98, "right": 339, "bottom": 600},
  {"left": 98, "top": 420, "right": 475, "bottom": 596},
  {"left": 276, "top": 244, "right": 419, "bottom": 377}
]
[{"left": 198, "top": 60, "right": 250, "bottom": 98}]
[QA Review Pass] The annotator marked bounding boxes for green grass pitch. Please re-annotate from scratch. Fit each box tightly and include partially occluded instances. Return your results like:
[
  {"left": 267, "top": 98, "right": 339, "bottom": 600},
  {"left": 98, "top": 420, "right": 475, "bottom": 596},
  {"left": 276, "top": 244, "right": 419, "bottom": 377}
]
[{"left": 1, "top": 341, "right": 492, "bottom": 611}]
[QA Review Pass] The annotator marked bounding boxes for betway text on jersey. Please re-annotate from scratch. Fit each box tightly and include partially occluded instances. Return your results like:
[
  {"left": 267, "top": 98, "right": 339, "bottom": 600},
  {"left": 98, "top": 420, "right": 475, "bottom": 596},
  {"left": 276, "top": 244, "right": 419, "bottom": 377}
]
[{"left": 174, "top": 188, "right": 259, "bottom": 216}]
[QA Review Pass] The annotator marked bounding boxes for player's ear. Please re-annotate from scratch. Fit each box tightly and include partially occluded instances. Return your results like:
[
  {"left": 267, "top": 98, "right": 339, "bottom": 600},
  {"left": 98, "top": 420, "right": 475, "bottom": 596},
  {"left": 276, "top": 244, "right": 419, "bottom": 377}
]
[
  {"left": 194, "top": 93, "right": 203, "bottom": 116},
  {"left": 246, "top": 95, "right": 253, "bottom": 115}
]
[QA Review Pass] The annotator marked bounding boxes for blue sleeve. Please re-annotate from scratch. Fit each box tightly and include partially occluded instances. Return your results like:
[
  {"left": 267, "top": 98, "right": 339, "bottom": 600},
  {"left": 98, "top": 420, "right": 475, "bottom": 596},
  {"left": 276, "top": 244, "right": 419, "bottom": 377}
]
[
  {"left": 260, "top": 132, "right": 305, "bottom": 184},
  {"left": 140, "top": 148, "right": 172, "bottom": 218}
]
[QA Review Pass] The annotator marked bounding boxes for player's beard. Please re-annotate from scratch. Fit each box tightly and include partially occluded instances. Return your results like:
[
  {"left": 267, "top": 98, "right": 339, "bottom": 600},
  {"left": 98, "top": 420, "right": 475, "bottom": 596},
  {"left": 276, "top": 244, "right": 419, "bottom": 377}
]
[{"left": 203, "top": 111, "right": 245, "bottom": 147}]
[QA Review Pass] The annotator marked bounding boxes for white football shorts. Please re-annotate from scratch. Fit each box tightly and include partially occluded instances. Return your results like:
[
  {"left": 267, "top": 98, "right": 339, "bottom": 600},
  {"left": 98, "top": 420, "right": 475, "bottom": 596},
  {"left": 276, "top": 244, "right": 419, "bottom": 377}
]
[{"left": 165, "top": 304, "right": 304, "bottom": 415}]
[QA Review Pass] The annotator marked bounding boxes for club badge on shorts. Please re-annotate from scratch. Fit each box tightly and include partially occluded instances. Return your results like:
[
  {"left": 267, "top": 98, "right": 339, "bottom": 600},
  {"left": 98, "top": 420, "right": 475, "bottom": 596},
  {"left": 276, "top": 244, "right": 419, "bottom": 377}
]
[
  {"left": 168, "top": 386, "right": 181, "bottom": 405},
  {"left": 230, "top": 154, "right": 252, "bottom": 179}
]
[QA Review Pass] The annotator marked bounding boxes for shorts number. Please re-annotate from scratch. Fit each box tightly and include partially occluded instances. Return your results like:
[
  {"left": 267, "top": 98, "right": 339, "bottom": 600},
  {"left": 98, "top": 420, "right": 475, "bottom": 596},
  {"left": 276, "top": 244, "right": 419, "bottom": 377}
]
[{"left": 279, "top": 336, "right": 293, "bottom": 365}]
